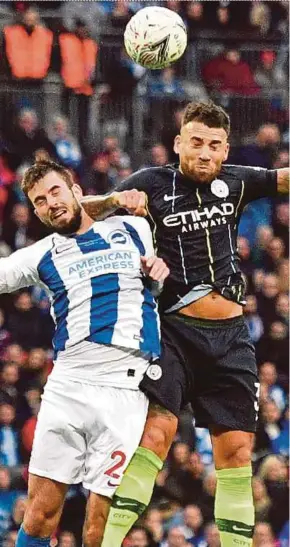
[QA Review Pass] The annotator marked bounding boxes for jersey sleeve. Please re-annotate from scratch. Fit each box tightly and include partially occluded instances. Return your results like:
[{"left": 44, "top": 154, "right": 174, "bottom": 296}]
[
  {"left": 0, "top": 246, "right": 41, "bottom": 294},
  {"left": 125, "top": 217, "right": 155, "bottom": 257},
  {"left": 240, "top": 166, "right": 278, "bottom": 204}
]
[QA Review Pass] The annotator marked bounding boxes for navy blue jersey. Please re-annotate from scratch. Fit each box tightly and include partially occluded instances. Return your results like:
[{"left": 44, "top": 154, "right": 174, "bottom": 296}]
[{"left": 118, "top": 164, "right": 277, "bottom": 312}]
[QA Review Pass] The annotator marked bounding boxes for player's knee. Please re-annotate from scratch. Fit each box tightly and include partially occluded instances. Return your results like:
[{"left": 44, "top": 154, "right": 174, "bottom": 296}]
[
  {"left": 218, "top": 438, "right": 253, "bottom": 468},
  {"left": 140, "top": 406, "right": 178, "bottom": 460},
  {"left": 23, "top": 503, "right": 57, "bottom": 537}
]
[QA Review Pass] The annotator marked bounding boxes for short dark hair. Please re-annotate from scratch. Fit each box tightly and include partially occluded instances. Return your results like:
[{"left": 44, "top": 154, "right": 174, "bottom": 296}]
[
  {"left": 21, "top": 160, "right": 74, "bottom": 196},
  {"left": 181, "top": 101, "right": 230, "bottom": 136}
]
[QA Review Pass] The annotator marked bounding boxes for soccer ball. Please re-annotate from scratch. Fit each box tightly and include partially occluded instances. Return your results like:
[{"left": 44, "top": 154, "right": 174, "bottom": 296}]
[{"left": 124, "top": 6, "right": 187, "bottom": 70}]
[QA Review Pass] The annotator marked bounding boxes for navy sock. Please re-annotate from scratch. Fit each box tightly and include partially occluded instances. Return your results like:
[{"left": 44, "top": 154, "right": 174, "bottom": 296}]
[{"left": 16, "top": 526, "right": 51, "bottom": 547}]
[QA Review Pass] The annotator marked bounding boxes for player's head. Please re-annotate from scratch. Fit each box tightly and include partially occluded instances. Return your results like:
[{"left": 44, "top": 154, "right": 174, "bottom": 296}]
[
  {"left": 174, "top": 101, "right": 230, "bottom": 183},
  {"left": 21, "top": 160, "right": 83, "bottom": 235}
]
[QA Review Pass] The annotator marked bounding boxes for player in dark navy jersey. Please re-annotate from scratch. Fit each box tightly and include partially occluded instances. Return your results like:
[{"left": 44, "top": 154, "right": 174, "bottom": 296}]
[{"left": 81, "top": 101, "right": 289, "bottom": 547}]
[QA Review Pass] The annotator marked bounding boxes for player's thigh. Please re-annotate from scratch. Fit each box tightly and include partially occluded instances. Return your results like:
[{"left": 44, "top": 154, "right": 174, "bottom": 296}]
[
  {"left": 29, "top": 377, "right": 87, "bottom": 485},
  {"left": 140, "top": 317, "right": 190, "bottom": 419},
  {"left": 83, "top": 386, "right": 149, "bottom": 497},
  {"left": 194, "top": 320, "right": 259, "bottom": 434},
  {"left": 24, "top": 473, "right": 68, "bottom": 533}
]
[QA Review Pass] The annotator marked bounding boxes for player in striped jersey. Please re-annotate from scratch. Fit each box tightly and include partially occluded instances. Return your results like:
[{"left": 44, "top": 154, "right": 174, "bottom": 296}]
[
  {"left": 81, "top": 102, "right": 289, "bottom": 547},
  {"left": 4, "top": 160, "right": 169, "bottom": 547}
]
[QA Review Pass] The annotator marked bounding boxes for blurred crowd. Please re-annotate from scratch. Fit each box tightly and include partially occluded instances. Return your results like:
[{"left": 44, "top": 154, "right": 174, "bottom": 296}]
[{"left": 0, "top": 2, "right": 289, "bottom": 547}]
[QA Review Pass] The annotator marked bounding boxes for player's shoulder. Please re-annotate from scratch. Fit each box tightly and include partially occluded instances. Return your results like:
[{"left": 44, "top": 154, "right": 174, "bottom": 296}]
[
  {"left": 119, "top": 165, "right": 175, "bottom": 190},
  {"left": 20, "top": 234, "right": 55, "bottom": 262},
  {"left": 110, "top": 215, "right": 151, "bottom": 233},
  {"left": 222, "top": 163, "right": 269, "bottom": 178}
]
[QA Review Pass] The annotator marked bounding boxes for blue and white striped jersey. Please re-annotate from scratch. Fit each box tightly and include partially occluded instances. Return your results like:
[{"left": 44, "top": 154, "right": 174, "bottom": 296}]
[{"left": 0, "top": 216, "right": 160, "bottom": 363}]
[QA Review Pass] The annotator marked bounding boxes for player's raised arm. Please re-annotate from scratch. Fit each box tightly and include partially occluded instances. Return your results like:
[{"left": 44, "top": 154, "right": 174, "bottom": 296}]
[
  {"left": 81, "top": 189, "right": 148, "bottom": 220},
  {"left": 277, "top": 167, "right": 289, "bottom": 194},
  {"left": 0, "top": 246, "right": 40, "bottom": 294}
]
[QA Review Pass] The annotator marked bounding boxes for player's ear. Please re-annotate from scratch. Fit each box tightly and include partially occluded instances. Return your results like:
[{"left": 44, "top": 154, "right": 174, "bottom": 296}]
[
  {"left": 223, "top": 142, "right": 230, "bottom": 161},
  {"left": 174, "top": 135, "right": 181, "bottom": 154},
  {"left": 72, "top": 184, "right": 83, "bottom": 200}
]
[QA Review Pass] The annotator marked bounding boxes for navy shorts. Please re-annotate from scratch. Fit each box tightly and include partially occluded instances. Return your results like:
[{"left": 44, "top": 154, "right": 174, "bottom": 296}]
[{"left": 140, "top": 314, "right": 259, "bottom": 432}]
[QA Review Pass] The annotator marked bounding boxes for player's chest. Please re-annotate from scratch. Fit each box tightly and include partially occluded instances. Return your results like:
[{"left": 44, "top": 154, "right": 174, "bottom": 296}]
[
  {"left": 148, "top": 181, "right": 238, "bottom": 236},
  {"left": 39, "top": 234, "right": 140, "bottom": 292}
]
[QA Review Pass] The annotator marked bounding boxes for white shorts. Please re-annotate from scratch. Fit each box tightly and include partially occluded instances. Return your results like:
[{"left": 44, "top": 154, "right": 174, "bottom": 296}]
[{"left": 29, "top": 376, "right": 149, "bottom": 497}]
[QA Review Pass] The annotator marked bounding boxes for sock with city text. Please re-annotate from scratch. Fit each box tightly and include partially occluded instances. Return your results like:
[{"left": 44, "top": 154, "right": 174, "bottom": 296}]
[
  {"left": 215, "top": 466, "right": 254, "bottom": 547},
  {"left": 16, "top": 526, "right": 51, "bottom": 547},
  {"left": 101, "top": 446, "right": 163, "bottom": 547}
]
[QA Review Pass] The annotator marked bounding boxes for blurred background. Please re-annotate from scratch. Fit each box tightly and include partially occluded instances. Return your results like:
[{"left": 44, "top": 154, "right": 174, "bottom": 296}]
[{"left": 0, "top": 2, "right": 288, "bottom": 547}]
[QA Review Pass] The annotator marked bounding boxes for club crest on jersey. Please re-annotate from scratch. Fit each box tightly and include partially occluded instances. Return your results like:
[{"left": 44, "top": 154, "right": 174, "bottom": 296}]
[
  {"left": 146, "top": 363, "right": 162, "bottom": 381},
  {"left": 107, "top": 230, "right": 130, "bottom": 246},
  {"left": 211, "top": 179, "right": 229, "bottom": 198}
]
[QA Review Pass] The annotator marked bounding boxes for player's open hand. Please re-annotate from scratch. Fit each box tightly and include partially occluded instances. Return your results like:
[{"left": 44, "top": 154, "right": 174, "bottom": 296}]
[
  {"left": 113, "top": 190, "right": 148, "bottom": 216},
  {"left": 141, "top": 256, "right": 170, "bottom": 282}
]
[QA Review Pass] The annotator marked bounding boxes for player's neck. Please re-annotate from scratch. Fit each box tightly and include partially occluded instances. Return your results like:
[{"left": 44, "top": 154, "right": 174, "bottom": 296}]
[{"left": 75, "top": 212, "right": 95, "bottom": 235}]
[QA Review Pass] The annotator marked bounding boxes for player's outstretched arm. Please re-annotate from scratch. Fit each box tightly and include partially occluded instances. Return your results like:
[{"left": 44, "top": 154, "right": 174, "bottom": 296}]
[
  {"left": 0, "top": 246, "right": 39, "bottom": 294},
  {"left": 81, "top": 189, "right": 148, "bottom": 220},
  {"left": 277, "top": 167, "right": 289, "bottom": 194}
]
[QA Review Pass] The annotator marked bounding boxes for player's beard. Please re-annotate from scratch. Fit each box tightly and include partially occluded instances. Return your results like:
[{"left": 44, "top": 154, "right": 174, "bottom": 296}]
[{"left": 45, "top": 199, "right": 83, "bottom": 235}]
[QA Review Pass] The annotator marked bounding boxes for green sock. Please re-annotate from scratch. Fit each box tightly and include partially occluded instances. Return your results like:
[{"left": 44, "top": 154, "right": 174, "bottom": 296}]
[
  {"left": 102, "top": 447, "right": 163, "bottom": 547},
  {"left": 215, "top": 466, "right": 254, "bottom": 547}
]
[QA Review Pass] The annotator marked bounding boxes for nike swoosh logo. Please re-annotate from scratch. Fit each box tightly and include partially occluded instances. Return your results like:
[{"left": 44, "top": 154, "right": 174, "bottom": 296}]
[
  {"left": 233, "top": 525, "right": 252, "bottom": 532},
  {"left": 164, "top": 194, "right": 183, "bottom": 201},
  {"left": 114, "top": 500, "right": 137, "bottom": 508},
  {"left": 55, "top": 246, "right": 73, "bottom": 254}
]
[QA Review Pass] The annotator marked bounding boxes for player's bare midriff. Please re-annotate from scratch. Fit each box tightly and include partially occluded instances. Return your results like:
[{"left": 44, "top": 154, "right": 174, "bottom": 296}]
[{"left": 178, "top": 292, "right": 243, "bottom": 320}]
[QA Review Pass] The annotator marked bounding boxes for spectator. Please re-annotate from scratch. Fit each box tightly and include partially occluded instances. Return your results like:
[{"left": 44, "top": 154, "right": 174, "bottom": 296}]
[
  {"left": 0, "top": 364, "right": 19, "bottom": 406},
  {"left": 249, "top": 2, "right": 271, "bottom": 36},
  {"left": 87, "top": 153, "right": 115, "bottom": 196},
  {"left": 185, "top": 3, "right": 207, "bottom": 37},
  {"left": 264, "top": 237, "right": 285, "bottom": 273},
  {"left": 144, "top": 508, "right": 164, "bottom": 545},
  {"left": 259, "top": 362, "right": 287, "bottom": 411},
  {"left": 202, "top": 47, "right": 260, "bottom": 96},
  {"left": 233, "top": 124, "right": 281, "bottom": 168},
  {"left": 253, "top": 521, "right": 275, "bottom": 547},
  {"left": 147, "top": 144, "right": 170, "bottom": 168},
  {"left": 272, "top": 202, "right": 289, "bottom": 257},
  {"left": 275, "top": 293, "right": 289, "bottom": 325},
  {"left": 244, "top": 295, "right": 264, "bottom": 343},
  {"left": 0, "top": 309, "right": 11, "bottom": 356},
  {"left": 254, "top": 50, "right": 287, "bottom": 100},
  {"left": 5, "top": 108, "right": 56, "bottom": 168},
  {"left": 7, "top": 291, "right": 48, "bottom": 351},
  {"left": 57, "top": 530, "right": 77, "bottom": 547},
  {"left": 182, "top": 505, "right": 205, "bottom": 545},
  {"left": 252, "top": 477, "right": 272, "bottom": 523},
  {"left": 8, "top": 495, "right": 27, "bottom": 532},
  {"left": 49, "top": 115, "right": 82, "bottom": 173},
  {"left": 147, "top": 68, "right": 187, "bottom": 102},
  {"left": 2, "top": 203, "right": 31, "bottom": 252},
  {"left": 2, "top": 7, "right": 53, "bottom": 82},
  {"left": 59, "top": 19, "right": 98, "bottom": 152},
  {"left": 203, "top": 523, "right": 221, "bottom": 547},
  {"left": 125, "top": 525, "right": 156, "bottom": 547},
  {"left": 161, "top": 526, "right": 191, "bottom": 547},
  {"left": 0, "top": 468, "right": 24, "bottom": 539},
  {"left": 110, "top": 1, "right": 134, "bottom": 29},
  {"left": 0, "top": 403, "right": 19, "bottom": 467}
]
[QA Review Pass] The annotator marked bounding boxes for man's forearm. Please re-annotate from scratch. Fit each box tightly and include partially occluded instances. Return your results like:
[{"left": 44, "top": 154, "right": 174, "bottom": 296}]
[
  {"left": 81, "top": 193, "right": 119, "bottom": 220},
  {"left": 277, "top": 168, "right": 289, "bottom": 194}
]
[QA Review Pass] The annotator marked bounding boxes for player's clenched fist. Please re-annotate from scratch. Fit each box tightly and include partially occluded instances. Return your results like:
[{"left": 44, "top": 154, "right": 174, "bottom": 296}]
[
  {"left": 112, "top": 189, "right": 148, "bottom": 216},
  {"left": 141, "top": 256, "right": 170, "bottom": 283}
]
